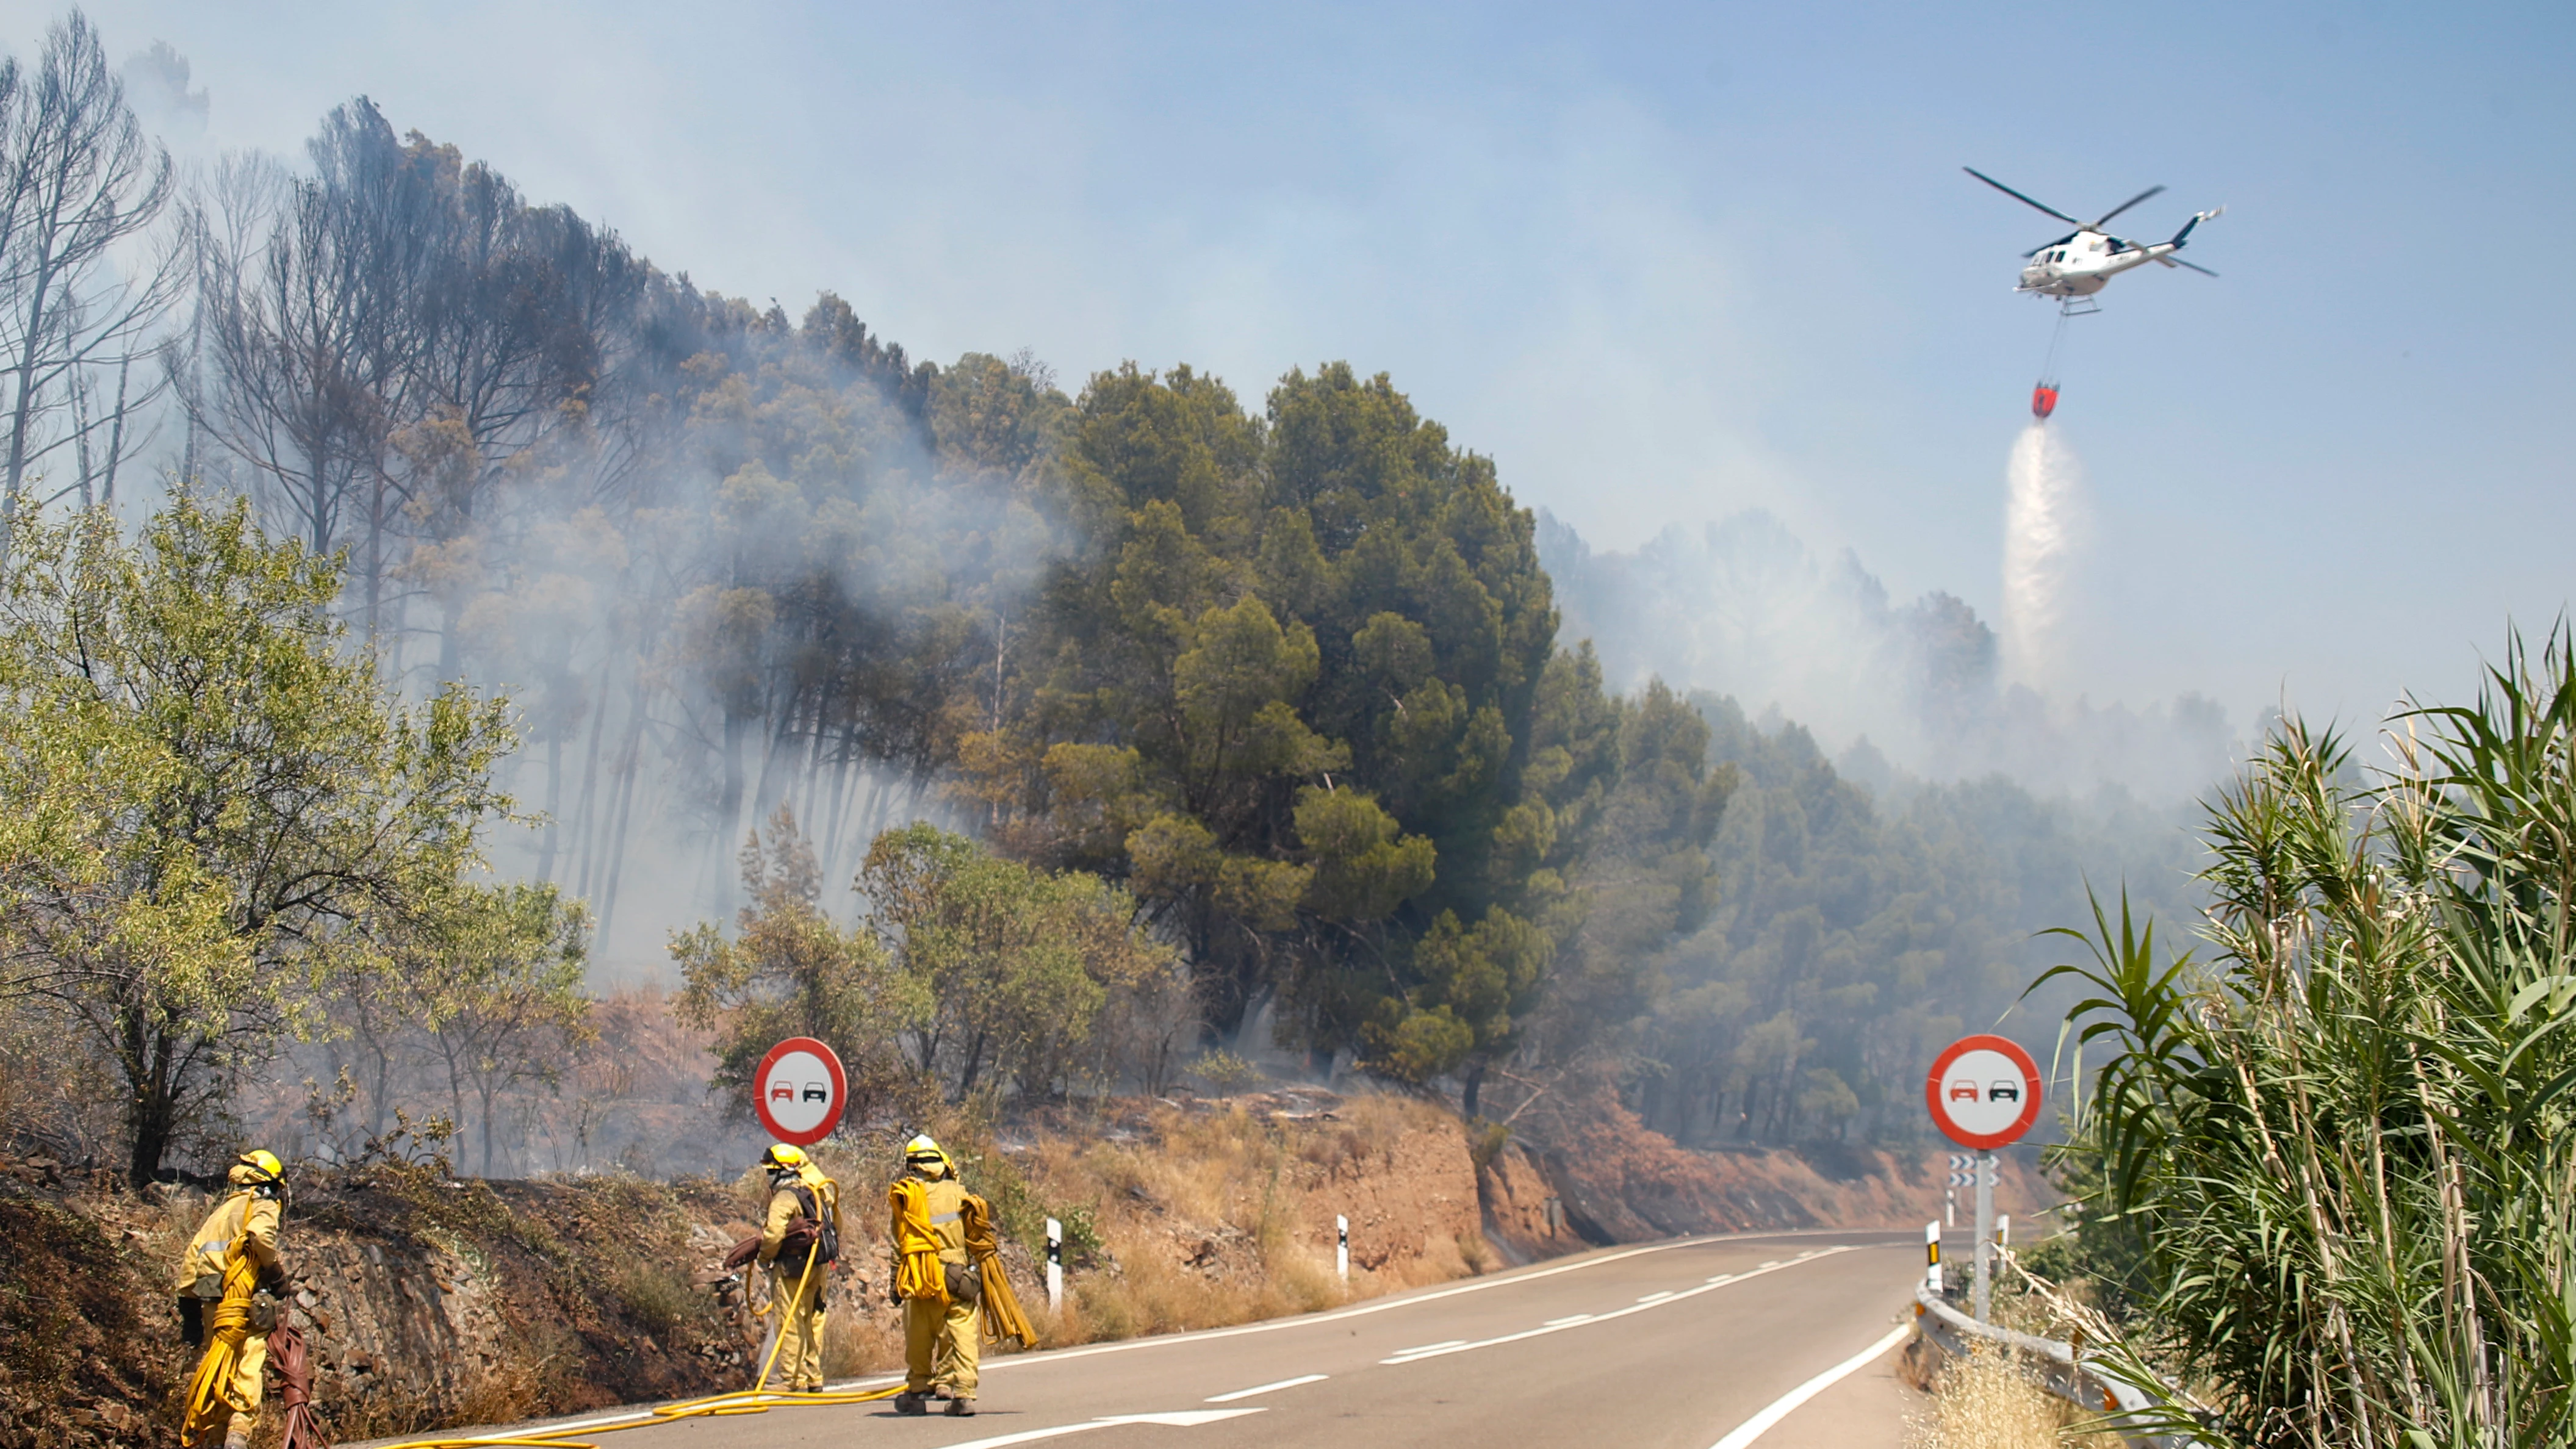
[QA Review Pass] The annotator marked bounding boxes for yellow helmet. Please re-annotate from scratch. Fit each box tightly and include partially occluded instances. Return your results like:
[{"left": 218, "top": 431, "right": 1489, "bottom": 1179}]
[
  {"left": 763, "top": 1143, "right": 807, "bottom": 1170},
  {"left": 903, "top": 1134, "right": 941, "bottom": 1160},
  {"left": 229, "top": 1149, "right": 284, "bottom": 1187}
]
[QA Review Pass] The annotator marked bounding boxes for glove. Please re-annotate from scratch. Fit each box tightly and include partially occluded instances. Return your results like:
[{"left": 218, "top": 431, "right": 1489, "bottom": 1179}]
[
  {"left": 178, "top": 1296, "right": 204, "bottom": 1347},
  {"left": 257, "top": 1265, "right": 289, "bottom": 1297}
]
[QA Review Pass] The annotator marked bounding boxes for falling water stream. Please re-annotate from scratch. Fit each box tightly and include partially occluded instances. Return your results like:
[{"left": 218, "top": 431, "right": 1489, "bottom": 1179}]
[{"left": 2002, "top": 423, "right": 2088, "bottom": 688}]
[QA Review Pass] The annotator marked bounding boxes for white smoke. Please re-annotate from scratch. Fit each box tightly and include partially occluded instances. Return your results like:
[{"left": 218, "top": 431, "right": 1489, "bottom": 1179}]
[{"left": 2002, "top": 423, "right": 2089, "bottom": 688}]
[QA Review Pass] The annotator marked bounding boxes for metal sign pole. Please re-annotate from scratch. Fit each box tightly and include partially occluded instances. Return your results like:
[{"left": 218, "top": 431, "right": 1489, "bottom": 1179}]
[{"left": 1973, "top": 1152, "right": 1996, "bottom": 1321}]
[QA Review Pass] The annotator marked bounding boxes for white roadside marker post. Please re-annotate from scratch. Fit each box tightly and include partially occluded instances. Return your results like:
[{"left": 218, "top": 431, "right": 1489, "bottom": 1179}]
[
  {"left": 1045, "top": 1216, "right": 1062, "bottom": 1312},
  {"left": 1336, "top": 1215, "right": 1349, "bottom": 1282},
  {"left": 1924, "top": 1218, "right": 1941, "bottom": 1294}
]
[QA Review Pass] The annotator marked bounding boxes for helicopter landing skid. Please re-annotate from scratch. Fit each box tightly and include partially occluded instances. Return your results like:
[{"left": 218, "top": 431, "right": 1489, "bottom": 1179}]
[{"left": 2057, "top": 297, "right": 2101, "bottom": 317}]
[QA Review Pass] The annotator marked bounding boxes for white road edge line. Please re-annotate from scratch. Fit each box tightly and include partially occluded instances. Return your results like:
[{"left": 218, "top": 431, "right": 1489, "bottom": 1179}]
[
  {"left": 1394, "top": 1339, "right": 1468, "bottom": 1355},
  {"left": 942, "top": 1408, "right": 1265, "bottom": 1449},
  {"left": 1377, "top": 1249, "right": 1854, "bottom": 1365},
  {"left": 1205, "top": 1374, "right": 1328, "bottom": 1403},
  {"left": 1706, "top": 1321, "right": 1913, "bottom": 1449}
]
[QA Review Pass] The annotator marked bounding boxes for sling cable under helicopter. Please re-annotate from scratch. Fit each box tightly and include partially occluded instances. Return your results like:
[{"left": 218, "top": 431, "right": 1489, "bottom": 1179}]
[
  {"left": 2032, "top": 305, "right": 2076, "bottom": 420},
  {"left": 1962, "top": 167, "right": 2222, "bottom": 422}
]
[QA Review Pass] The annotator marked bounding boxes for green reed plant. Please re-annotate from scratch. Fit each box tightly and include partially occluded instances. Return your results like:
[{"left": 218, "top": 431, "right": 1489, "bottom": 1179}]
[{"left": 2040, "top": 627, "right": 2576, "bottom": 1448}]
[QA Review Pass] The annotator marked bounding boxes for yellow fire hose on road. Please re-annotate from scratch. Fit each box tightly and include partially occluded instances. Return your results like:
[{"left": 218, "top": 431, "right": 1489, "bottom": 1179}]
[{"left": 364, "top": 1249, "right": 901, "bottom": 1449}]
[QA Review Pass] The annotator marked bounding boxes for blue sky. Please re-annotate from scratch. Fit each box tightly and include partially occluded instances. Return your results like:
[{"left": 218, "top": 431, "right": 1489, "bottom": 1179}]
[{"left": 27, "top": 0, "right": 2576, "bottom": 731}]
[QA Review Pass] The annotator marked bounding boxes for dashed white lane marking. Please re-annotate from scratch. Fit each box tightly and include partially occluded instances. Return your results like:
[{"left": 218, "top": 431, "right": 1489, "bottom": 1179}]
[
  {"left": 1543, "top": 1314, "right": 1592, "bottom": 1327},
  {"left": 1637, "top": 1290, "right": 1675, "bottom": 1303},
  {"left": 1706, "top": 1322, "right": 1913, "bottom": 1449},
  {"left": 1204, "top": 1374, "right": 1328, "bottom": 1403},
  {"left": 941, "top": 1408, "right": 1266, "bottom": 1449},
  {"left": 947, "top": 1228, "right": 1882, "bottom": 1377},
  {"left": 1377, "top": 1248, "right": 1856, "bottom": 1365},
  {"left": 1394, "top": 1339, "right": 1468, "bottom": 1355}
]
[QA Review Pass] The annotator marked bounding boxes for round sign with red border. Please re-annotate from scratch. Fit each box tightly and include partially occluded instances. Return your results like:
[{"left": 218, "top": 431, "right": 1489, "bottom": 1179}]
[
  {"left": 752, "top": 1037, "right": 847, "bottom": 1147},
  {"left": 1925, "top": 1034, "right": 2043, "bottom": 1150}
]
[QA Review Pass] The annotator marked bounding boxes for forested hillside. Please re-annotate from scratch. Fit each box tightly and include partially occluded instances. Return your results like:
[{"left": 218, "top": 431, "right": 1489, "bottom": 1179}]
[
  {"left": 1617, "top": 699, "right": 2202, "bottom": 1145},
  {"left": 1, "top": 15, "right": 2212, "bottom": 1190}
]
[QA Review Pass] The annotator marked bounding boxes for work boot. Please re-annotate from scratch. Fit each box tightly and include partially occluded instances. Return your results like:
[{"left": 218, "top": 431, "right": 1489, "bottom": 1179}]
[
  {"left": 947, "top": 1396, "right": 977, "bottom": 1417},
  {"left": 223, "top": 1416, "right": 255, "bottom": 1449},
  {"left": 894, "top": 1391, "right": 929, "bottom": 1415}
]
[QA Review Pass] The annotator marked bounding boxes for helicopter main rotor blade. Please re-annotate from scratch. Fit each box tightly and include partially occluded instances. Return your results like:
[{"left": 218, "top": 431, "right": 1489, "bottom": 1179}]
[
  {"left": 2090, "top": 184, "right": 2167, "bottom": 229},
  {"left": 1964, "top": 167, "right": 2084, "bottom": 226},
  {"left": 2023, "top": 231, "right": 2079, "bottom": 258}
]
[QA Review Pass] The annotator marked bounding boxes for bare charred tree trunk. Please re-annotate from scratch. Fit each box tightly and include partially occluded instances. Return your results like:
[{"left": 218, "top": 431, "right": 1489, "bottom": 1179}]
[
  {"left": 193, "top": 108, "right": 422, "bottom": 581},
  {"left": 0, "top": 14, "right": 178, "bottom": 554},
  {"left": 594, "top": 677, "right": 652, "bottom": 953}
]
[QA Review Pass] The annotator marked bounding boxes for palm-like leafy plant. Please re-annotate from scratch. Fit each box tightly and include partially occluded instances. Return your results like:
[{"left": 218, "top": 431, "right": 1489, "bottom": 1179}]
[{"left": 2042, "top": 628, "right": 2576, "bottom": 1447}]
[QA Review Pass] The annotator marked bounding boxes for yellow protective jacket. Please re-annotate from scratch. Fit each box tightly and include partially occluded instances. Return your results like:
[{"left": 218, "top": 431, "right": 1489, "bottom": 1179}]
[
  {"left": 890, "top": 1174, "right": 967, "bottom": 1303},
  {"left": 757, "top": 1164, "right": 839, "bottom": 1271},
  {"left": 174, "top": 1190, "right": 280, "bottom": 1296}
]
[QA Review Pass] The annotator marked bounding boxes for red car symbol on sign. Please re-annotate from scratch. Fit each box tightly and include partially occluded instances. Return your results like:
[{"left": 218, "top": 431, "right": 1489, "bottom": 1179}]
[
  {"left": 771, "top": 1084, "right": 793, "bottom": 1102},
  {"left": 1949, "top": 1081, "right": 1979, "bottom": 1102}
]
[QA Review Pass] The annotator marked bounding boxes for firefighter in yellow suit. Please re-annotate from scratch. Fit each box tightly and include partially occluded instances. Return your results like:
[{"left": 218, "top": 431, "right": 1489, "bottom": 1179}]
[
  {"left": 890, "top": 1134, "right": 982, "bottom": 1417},
  {"left": 174, "top": 1151, "right": 289, "bottom": 1449},
  {"left": 754, "top": 1143, "right": 838, "bottom": 1392}
]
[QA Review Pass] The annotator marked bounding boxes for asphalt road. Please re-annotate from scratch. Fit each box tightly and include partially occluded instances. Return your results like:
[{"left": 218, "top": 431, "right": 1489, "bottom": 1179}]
[{"left": 408, "top": 1231, "right": 1924, "bottom": 1449}]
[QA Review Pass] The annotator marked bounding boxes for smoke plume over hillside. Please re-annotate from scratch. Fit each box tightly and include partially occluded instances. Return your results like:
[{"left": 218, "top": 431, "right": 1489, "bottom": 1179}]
[{"left": 1538, "top": 507, "right": 2237, "bottom": 802}]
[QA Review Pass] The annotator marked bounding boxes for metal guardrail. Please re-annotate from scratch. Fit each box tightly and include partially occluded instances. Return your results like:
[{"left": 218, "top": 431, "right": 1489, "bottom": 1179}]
[{"left": 1912, "top": 1285, "right": 2190, "bottom": 1448}]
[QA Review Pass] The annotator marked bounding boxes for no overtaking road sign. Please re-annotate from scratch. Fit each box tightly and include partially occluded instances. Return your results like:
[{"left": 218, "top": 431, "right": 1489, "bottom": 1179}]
[
  {"left": 753, "top": 1036, "right": 847, "bottom": 1147},
  {"left": 1924, "top": 1034, "right": 2042, "bottom": 1151}
]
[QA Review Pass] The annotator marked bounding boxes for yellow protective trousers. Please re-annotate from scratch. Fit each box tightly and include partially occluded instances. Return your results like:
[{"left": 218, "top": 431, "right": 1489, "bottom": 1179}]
[
  {"left": 765, "top": 1262, "right": 826, "bottom": 1390},
  {"left": 902, "top": 1289, "right": 979, "bottom": 1398}
]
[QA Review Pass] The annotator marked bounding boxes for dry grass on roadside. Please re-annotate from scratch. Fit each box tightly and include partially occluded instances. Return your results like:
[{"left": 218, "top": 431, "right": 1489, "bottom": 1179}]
[
  {"left": 1906, "top": 1343, "right": 2126, "bottom": 1449},
  {"left": 789, "top": 1094, "right": 1491, "bottom": 1370},
  {"left": 1023, "top": 1097, "right": 1466, "bottom": 1347}
]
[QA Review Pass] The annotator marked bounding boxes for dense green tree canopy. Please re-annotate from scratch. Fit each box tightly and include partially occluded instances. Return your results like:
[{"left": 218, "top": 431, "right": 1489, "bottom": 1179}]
[{"left": 958, "top": 362, "right": 1613, "bottom": 1097}]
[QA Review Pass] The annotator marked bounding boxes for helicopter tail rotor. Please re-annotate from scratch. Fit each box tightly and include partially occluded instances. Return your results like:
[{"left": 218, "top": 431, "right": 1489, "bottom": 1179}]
[
  {"left": 2168, "top": 207, "right": 2220, "bottom": 247},
  {"left": 2159, "top": 208, "right": 2222, "bottom": 274}
]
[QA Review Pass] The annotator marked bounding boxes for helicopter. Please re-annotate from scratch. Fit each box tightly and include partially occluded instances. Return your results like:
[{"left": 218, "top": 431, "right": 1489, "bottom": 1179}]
[
  {"left": 1965, "top": 168, "right": 2222, "bottom": 418},
  {"left": 1963, "top": 167, "right": 2222, "bottom": 302}
]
